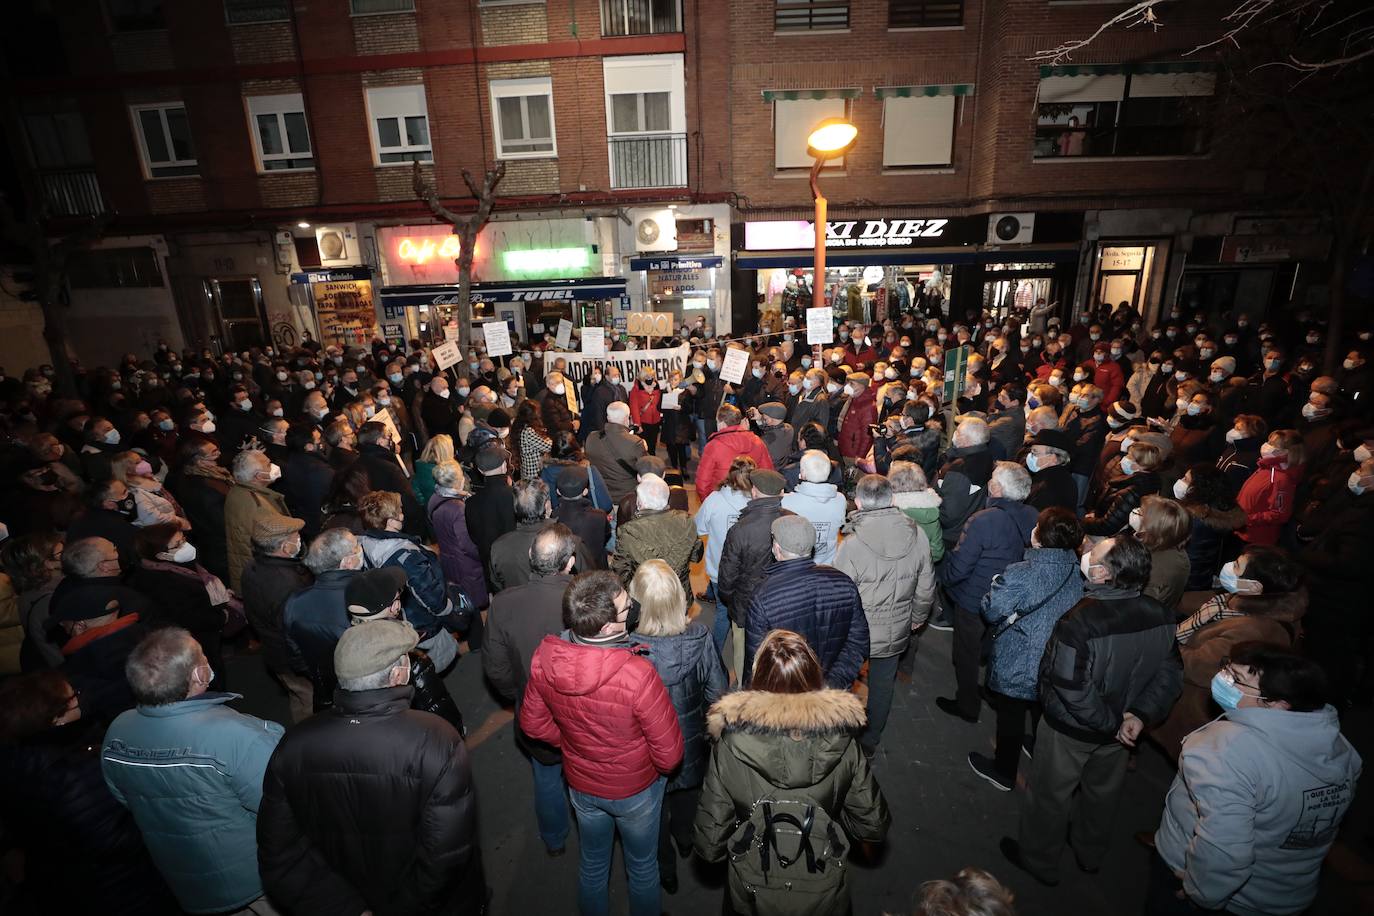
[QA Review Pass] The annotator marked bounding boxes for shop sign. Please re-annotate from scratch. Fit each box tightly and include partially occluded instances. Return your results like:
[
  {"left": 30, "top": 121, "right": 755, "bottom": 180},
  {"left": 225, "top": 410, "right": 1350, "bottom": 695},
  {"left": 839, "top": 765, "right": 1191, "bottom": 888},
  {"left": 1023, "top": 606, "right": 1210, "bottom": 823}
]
[
  {"left": 629, "top": 256, "right": 725, "bottom": 271},
  {"left": 1100, "top": 246, "right": 1146, "bottom": 270},
  {"left": 649, "top": 267, "right": 714, "bottom": 297},
  {"left": 313, "top": 277, "right": 377, "bottom": 346},
  {"left": 397, "top": 235, "right": 462, "bottom": 264},
  {"left": 744, "top": 217, "right": 983, "bottom": 251},
  {"left": 502, "top": 248, "right": 591, "bottom": 275},
  {"left": 1220, "top": 234, "right": 1331, "bottom": 264}
]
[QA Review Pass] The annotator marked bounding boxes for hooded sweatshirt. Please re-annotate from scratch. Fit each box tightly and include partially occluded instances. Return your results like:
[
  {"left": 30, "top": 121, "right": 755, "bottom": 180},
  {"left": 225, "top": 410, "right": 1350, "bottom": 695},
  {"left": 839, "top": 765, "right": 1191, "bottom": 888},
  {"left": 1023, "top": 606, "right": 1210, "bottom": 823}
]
[
  {"left": 781, "top": 480, "right": 847, "bottom": 565},
  {"left": 1156, "top": 704, "right": 1362, "bottom": 916},
  {"left": 893, "top": 488, "right": 944, "bottom": 563}
]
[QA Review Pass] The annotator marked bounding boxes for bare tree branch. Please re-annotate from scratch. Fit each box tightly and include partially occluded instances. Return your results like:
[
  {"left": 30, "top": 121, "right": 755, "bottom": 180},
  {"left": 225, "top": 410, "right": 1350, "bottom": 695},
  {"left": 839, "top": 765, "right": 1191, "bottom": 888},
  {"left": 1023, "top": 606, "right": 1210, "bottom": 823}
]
[{"left": 1030, "top": 0, "right": 1172, "bottom": 64}]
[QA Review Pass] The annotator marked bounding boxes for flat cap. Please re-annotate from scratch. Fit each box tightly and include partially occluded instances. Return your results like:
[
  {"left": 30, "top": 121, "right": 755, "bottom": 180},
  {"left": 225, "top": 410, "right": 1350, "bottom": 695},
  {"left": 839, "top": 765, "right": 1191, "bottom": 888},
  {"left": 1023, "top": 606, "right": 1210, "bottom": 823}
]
[
  {"left": 475, "top": 446, "right": 511, "bottom": 474},
  {"left": 758, "top": 402, "right": 787, "bottom": 422},
  {"left": 750, "top": 468, "right": 786, "bottom": 496},
  {"left": 334, "top": 619, "right": 418, "bottom": 681},
  {"left": 251, "top": 514, "right": 304, "bottom": 545},
  {"left": 771, "top": 515, "right": 816, "bottom": 558}
]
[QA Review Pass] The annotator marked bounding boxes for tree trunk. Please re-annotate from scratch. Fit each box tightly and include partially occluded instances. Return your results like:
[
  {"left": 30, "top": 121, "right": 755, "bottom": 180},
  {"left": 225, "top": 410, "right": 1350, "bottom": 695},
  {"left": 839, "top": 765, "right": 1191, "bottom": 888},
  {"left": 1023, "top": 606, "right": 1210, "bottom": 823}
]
[
  {"left": 454, "top": 222, "right": 478, "bottom": 353},
  {"left": 39, "top": 288, "right": 78, "bottom": 398}
]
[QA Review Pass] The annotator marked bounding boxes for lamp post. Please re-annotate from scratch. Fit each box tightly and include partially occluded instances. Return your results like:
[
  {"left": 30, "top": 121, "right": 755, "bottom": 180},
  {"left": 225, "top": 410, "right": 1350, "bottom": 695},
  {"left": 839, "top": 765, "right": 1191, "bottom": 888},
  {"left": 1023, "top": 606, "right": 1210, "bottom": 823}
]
[{"left": 805, "top": 118, "right": 858, "bottom": 311}]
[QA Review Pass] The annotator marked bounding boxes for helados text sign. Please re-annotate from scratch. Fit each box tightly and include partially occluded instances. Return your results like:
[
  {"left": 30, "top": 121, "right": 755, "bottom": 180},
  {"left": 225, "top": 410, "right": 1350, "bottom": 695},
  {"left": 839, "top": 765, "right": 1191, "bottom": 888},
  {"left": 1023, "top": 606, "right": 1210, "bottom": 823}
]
[{"left": 556, "top": 345, "right": 691, "bottom": 386}]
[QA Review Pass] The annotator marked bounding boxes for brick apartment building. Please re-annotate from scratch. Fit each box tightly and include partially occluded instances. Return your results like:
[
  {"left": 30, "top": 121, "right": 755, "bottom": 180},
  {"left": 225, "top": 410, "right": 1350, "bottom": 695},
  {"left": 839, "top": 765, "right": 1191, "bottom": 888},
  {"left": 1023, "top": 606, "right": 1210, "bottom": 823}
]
[{"left": 0, "top": 0, "right": 1331, "bottom": 368}]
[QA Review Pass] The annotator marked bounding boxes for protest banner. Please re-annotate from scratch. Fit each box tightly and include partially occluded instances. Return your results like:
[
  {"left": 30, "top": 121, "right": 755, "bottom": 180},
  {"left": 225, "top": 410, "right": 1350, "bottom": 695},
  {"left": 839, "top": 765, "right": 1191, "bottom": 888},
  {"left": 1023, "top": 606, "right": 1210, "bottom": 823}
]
[{"left": 556, "top": 345, "right": 691, "bottom": 387}]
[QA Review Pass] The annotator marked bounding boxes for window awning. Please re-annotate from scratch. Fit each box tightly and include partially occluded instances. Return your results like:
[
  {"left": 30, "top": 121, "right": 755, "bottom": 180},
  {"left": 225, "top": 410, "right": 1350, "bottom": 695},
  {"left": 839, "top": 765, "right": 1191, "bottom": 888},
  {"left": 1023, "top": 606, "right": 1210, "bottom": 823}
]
[
  {"left": 380, "top": 277, "right": 627, "bottom": 308},
  {"left": 875, "top": 84, "right": 975, "bottom": 99},
  {"left": 760, "top": 87, "right": 862, "bottom": 102},
  {"left": 1039, "top": 61, "right": 1213, "bottom": 78}
]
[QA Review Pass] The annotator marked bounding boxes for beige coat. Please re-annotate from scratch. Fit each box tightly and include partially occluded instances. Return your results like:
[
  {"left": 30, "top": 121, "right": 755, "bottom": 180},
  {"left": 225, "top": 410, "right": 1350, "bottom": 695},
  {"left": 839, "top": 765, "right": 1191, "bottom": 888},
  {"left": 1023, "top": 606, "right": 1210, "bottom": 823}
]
[{"left": 224, "top": 481, "right": 290, "bottom": 592}]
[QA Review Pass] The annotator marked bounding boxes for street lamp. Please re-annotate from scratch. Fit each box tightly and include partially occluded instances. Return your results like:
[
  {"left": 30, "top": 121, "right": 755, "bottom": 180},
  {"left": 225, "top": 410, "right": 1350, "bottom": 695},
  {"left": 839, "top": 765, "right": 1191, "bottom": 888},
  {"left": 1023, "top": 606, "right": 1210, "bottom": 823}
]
[{"left": 806, "top": 118, "right": 857, "bottom": 310}]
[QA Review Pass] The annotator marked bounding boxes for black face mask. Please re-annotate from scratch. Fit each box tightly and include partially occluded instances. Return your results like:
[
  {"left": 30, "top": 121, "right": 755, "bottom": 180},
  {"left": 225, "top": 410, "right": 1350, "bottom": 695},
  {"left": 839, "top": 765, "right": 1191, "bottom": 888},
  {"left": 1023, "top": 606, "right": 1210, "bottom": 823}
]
[
  {"left": 116, "top": 496, "right": 136, "bottom": 517},
  {"left": 625, "top": 597, "right": 642, "bottom": 634}
]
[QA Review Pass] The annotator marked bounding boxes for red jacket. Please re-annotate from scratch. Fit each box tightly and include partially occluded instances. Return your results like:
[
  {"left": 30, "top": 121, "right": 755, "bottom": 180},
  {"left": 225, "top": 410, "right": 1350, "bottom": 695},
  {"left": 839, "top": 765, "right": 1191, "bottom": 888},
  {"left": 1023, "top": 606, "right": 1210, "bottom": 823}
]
[
  {"left": 696, "top": 427, "right": 773, "bottom": 501},
  {"left": 519, "top": 635, "right": 684, "bottom": 799},
  {"left": 843, "top": 343, "right": 880, "bottom": 368},
  {"left": 1091, "top": 357, "right": 1125, "bottom": 407},
  {"left": 838, "top": 384, "right": 878, "bottom": 459},
  {"left": 1236, "top": 455, "right": 1303, "bottom": 546},
  {"left": 628, "top": 383, "right": 662, "bottom": 427}
]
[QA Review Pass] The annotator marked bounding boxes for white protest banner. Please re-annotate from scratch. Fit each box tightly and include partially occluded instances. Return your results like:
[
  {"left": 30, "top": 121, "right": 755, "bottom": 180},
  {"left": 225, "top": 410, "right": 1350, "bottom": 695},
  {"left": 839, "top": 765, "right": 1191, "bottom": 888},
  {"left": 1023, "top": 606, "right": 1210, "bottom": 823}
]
[
  {"left": 432, "top": 340, "right": 462, "bottom": 371},
  {"left": 481, "top": 320, "right": 512, "bottom": 357},
  {"left": 370, "top": 406, "right": 410, "bottom": 477},
  {"left": 718, "top": 346, "right": 750, "bottom": 385},
  {"left": 581, "top": 327, "right": 606, "bottom": 357},
  {"left": 555, "top": 318, "right": 573, "bottom": 349},
  {"left": 558, "top": 345, "right": 691, "bottom": 388},
  {"left": 806, "top": 306, "right": 834, "bottom": 345}
]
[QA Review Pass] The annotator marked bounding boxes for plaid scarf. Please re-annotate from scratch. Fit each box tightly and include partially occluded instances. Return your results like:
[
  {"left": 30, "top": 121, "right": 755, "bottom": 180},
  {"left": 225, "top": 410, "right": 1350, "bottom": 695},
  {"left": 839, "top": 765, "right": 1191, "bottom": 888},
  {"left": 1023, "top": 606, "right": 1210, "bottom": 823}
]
[{"left": 1176, "top": 592, "right": 1242, "bottom": 644}]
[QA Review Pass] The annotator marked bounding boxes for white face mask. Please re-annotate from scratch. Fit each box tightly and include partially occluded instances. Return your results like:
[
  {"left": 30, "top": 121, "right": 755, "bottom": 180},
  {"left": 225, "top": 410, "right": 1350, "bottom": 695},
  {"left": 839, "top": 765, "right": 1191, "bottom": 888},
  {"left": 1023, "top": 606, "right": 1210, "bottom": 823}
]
[
  {"left": 1173, "top": 478, "right": 1190, "bottom": 500},
  {"left": 168, "top": 542, "right": 197, "bottom": 564},
  {"left": 1355, "top": 444, "right": 1372, "bottom": 463},
  {"left": 826, "top": 382, "right": 841, "bottom": 394},
  {"left": 276, "top": 371, "right": 288, "bottom": 381},
  {"left": 1128, "top": 507, "right": 1143, "bottom": 531},
  {"left": 103, "top": 429, "right": 122, "bottom": 445},
  {"left": 551, "top": 384, "right": 566, "bottom": 396},
  {"left": 1350, "top": 471, "right": 1368, "bottom": 495},
  {"left": 436, "top": 388, "right": 451, "bottom": 399},
  {"left": 269, "top": 462, "right": 282, "bottom": 482},
  {"left": 1080, "top": 552, "right": 1099, "bottom": 581}
]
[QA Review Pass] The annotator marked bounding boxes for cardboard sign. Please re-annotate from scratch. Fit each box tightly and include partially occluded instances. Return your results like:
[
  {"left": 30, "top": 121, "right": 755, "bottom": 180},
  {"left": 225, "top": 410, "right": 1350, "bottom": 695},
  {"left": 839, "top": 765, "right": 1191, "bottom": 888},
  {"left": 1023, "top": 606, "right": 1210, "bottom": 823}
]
[
  {"left": 718, "top": 346, "right": 750, "bottom": 385},
  {"left": 627, "top": 311, "right": 675, "bottom": 337},
  {"left": 432, "top": 340, "right": 462, "bottom": 371},
  {"left": 807, "top": 306, "right": 834, "bottom": 346},
  {"left": 482, "top": 320, "right": 512, "bottom": 357},
  {"left": 555, "top": 318, "right": 573, "bottom": 349},
  {"left": 558, "top": 345, "right": 690, "bottom": 388},
  {"left": 532, "top": 322, "right": 546, "bottom": 334},
  {"left": 581, "top": 327, "right": 606, "bottom": 357}
]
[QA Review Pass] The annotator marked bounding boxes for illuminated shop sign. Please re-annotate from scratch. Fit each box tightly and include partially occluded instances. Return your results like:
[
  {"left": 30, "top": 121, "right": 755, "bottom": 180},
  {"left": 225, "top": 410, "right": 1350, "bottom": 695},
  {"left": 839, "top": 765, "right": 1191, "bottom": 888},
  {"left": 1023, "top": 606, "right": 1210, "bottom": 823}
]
[
  {"left": 744, "top": 217, "right": 986, "bottom": 250},
  {"left": 501, "top": 248, "right": 592, "bottom": 274},
  {"left": 395, "top": 235, "right": 463, "bottom": 264}
]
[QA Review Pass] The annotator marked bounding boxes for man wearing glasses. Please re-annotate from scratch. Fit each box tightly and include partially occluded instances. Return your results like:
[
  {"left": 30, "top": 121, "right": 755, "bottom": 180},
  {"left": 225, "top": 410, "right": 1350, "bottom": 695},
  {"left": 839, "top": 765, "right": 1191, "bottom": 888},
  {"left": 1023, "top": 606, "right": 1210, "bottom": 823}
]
[
  {"left": 1149, "top": 643, "right": 1361, "bottom": 915},
  {"left": 102, "top": 627, "right": 284, "bottom": 916}
]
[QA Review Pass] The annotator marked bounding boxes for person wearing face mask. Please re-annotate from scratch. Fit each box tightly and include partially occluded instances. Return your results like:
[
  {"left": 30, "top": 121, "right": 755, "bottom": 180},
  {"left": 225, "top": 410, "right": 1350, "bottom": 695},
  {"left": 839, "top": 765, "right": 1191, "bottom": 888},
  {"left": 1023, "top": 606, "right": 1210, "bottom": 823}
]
[
  {"left": 65, "top": 479, "right": 144, "bottom": 572},
  {"left": 417, "top": 375, "right": 461, "bottom": 445},
  {"left": 1150, "top": 644, "right": 1360, "bottom": 916},
  {"left": 224, "top": 449, "right": 291, "bottom": 593},
  {"left": 355, "top": 491, "right": 460, "bottom": 672},
  {"left": 627, "top": 369, "right": 663, "bottom": 456},
  {"left": 1338, "top": 348, "right": 1371, "bottom": 420},
  {"left": 78, "top": 416, "right": 126, "bottom": 483},
  {"left": 1088, "top": 342, "right": 1125, "bottom": 408},
  {"left": 1295, "top": 387, "right": 1340, "bottom": 468},
  {"left": 1170, "top": 390, "right": 1221, "bottom": 472},
  {"left": 1237, "top": 346, "right": 1290, "bottom": 421},
  {"left": 1154, "top": 546, "right": 1307, "bottom": 755},
  {"left": 1000, "top": 535, "right": 1181, "bottom": 887},
  {"left": 111, "top": 450, "right": 190, "bottom": 531},
  {"left": 351, "top": 422, "right": 426, "bottom": 538},
  {"left": 534, "top": 369, "right": 579, "bottom": 441},
  {"left": 837, "top": 371, "right": 878, "bottom": 465},
  {"left": 1231, "top": 428, "right": 1304, "bottom": 548},
  {"left": 1083, "top": 441, "right": 1163, "bottom": 537},
  {"left": 1061, "top": 384, "right": 1108, "bottom": 512},
  {"left": 131, "top": 522, "right": 240, "bottom": 689},
  {"left": 1131, "top": 495, "right": 1192, "bottom": 614},
  {"left": 100, "top": 627, "right": 285, "bottom": 916},
  {"left": 1215, "top": 413, "right": 1267, "bottom": 497},
  {"left": 237, "top": 514, "right": 316, "bottom": 722},
  {"left": 582, "top": 363, "right": 629, "bottom": 436}
]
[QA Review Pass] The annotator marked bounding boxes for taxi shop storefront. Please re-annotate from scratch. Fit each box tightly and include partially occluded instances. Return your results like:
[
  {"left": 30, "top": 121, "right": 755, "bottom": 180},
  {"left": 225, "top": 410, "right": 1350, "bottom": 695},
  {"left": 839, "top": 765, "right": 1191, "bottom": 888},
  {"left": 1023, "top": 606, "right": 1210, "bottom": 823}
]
[
  {"left": 378, "top": 277, "right": 630, "bottom": 349},
  {"left": 733, "top": 213, "right": 1082, "bottom": 329}
]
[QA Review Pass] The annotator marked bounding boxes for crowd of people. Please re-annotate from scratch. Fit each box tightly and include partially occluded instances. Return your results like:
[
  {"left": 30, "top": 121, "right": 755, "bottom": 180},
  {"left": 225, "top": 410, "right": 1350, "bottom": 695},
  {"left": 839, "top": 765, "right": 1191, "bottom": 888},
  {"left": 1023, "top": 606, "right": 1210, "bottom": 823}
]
[{"left": 0, "top": 298, "right": 1369, "bottom": 916}]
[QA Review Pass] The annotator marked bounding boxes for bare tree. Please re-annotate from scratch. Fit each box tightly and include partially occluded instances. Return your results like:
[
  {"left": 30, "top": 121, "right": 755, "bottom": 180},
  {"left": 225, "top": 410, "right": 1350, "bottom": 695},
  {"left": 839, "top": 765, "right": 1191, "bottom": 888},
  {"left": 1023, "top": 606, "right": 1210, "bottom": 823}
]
[
  {"left": 0, "top": 194, "right": 110, "bottom": 397},
  {"left": 412, "top": 161, "right": 506, "bottom": 352}
]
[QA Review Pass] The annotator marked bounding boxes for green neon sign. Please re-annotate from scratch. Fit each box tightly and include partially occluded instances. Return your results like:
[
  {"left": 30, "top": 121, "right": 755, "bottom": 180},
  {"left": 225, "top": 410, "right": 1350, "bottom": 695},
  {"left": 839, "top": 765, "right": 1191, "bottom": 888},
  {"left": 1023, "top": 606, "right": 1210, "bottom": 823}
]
[{"left": 502, "top": 247, "right": 591, "bottom": 275}]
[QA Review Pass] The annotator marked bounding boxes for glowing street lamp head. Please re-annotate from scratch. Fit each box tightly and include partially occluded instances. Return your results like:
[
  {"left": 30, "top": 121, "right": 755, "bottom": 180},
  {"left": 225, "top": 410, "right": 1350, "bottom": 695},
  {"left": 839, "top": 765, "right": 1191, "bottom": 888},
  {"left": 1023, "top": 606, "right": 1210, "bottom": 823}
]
[{"left": 807, "top": 118, "right": 858, "bottom": 160}]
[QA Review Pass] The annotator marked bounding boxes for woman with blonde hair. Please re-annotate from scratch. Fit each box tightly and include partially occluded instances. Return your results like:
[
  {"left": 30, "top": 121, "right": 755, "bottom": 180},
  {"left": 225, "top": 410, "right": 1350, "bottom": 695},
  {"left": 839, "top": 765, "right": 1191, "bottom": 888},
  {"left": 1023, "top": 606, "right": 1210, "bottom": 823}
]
[
  {"left": 111, "top": 450, "right": 190, "bottom": 530},
  {"left": 629, "top": 559, "right": 727, "bottom": 895},
  {"left": 694, "top": 629, "right": 890, "bottom": 915},
  {"left": 1131, "top": 494, "right": 1192, "bottom": 613},
  {"left": 412, "top": 433, "right": 454, "bottom": 507}
]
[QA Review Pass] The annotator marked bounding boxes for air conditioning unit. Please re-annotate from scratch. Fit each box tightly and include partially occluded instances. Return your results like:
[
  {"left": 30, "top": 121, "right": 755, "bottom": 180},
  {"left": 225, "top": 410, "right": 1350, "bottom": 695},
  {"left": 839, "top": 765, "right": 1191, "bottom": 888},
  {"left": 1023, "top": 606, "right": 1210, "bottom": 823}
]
[
  {"left": 987, "top": 213, "right": 1035, "bottom": 245},
  {"left": 633, "top": 209, "right": 678, "bottom": 253},
  {"left": 315, "top": 223, "right": 360, "bottom": 266}
]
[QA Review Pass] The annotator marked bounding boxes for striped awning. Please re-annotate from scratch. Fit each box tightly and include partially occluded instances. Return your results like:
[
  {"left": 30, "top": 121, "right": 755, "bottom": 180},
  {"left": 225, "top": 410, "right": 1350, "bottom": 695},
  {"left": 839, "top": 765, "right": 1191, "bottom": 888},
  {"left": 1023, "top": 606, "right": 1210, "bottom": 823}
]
[
  {"left": 874, "top": 84, "right": 975, "bottom": 99},
  {"left": 1039, "top": 61, "right": 1214, "bottom": 78},
  {"left": 760, "top": 87, "right": 862, "bottom": 102}
]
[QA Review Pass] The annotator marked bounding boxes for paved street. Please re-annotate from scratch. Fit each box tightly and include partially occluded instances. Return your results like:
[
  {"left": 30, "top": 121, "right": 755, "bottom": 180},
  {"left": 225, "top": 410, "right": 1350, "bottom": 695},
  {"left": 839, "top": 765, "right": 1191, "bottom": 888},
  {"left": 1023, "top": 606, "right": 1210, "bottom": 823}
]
[{"left": 225, "top": 593, "right": 1374, "bottom": 916}]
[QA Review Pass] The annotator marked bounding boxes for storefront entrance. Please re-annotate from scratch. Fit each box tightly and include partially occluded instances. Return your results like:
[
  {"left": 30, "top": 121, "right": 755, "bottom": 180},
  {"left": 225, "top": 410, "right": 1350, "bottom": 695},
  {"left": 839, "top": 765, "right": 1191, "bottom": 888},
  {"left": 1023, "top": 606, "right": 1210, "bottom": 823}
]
[{"left": 980, "top": 263, "right": 1059, "bottom": 319}]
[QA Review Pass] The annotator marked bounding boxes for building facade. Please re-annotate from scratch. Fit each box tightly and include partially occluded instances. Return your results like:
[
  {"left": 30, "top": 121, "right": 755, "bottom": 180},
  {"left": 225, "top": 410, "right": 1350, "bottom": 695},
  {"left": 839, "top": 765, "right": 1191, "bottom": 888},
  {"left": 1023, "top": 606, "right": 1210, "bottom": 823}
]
[{"left": 0, "top": 0, "right": 1332, "bottom": 366}]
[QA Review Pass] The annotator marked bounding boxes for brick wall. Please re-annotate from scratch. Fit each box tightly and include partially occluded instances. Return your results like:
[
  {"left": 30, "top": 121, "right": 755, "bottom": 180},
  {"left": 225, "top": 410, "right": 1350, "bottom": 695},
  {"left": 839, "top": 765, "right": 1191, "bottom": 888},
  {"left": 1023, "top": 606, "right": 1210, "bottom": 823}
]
[
  {"left": 480, "top": 4, "right": 549, "bottom": 46},
  {"left": 354, "top": 10, "right": 421, "bottom": 55},
  {"left": 230, "top": 22, "right": 298, "bottom": 66}
]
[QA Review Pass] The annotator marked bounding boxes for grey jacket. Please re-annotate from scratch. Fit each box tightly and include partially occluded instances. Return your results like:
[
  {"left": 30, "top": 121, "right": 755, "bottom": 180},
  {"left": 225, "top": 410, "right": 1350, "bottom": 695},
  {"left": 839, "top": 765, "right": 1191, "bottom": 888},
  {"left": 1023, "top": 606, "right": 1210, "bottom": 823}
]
[
  {"left": 781, "top": 480, "right": 848, "bottom": 566},
  {"left": 832, "top": 506, "right": 935, "bottom": 659},
  {"left": 1156, "top": 705, "right": 1361, "bottom": 916},
  {"left": 585, "top": 423, "right": 648, "bottom": 503}
]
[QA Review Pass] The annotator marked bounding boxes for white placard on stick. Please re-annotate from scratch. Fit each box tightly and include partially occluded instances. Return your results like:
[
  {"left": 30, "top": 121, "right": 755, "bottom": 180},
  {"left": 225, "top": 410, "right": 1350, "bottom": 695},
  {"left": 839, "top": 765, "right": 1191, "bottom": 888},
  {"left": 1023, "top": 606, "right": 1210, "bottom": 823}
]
[
  {"left": 581, "top": 327, "right": 606, "bottom": 357},
  {"left": 718, "top": 346, "right": 750, "bottom": 385},
  {"left": 442, "top": 323, "right": 459, "bottom": 341},
  {"left": 482, "top": 321, "right": 512, "bottom": 357},
  {"left": 532, "top": 322, "right": 546, "bottom": 334},
  {"left": 555, "top": 318, "right": 573, "bottom": 350},
  {"left": 806, "top": 306, "right": 834, "bottom": 346},
  {"left": 432, "top": 340, "right": 462, "bottom": 371}
]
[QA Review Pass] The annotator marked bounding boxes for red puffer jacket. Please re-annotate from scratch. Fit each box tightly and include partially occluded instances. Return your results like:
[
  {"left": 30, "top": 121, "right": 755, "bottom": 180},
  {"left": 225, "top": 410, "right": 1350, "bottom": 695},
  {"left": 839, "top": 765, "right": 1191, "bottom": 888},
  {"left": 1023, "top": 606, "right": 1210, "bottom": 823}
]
[
  {"left": 519, "top": 635, "right": 684, "bottom": 799},
  {"left": 1236, "top": 456, "right": 1304, "bottom": 546},
  {"left": 838, "top": 384, "right": 878, "bottom": 459}
]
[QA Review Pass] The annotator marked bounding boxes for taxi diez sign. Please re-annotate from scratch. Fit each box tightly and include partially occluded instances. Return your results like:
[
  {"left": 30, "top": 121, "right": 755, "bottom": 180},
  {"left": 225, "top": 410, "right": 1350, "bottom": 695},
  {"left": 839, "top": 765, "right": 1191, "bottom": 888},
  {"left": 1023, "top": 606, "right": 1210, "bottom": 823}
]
[{"left": 743, "top": 216, "right": 986, "bottom": 250}]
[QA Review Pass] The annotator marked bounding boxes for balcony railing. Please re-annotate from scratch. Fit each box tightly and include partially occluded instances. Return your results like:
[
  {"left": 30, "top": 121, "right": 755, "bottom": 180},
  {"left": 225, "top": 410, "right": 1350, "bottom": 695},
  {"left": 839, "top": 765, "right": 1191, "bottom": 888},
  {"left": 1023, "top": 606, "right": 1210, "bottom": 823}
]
[
  {"left": 40, "top": 168, "right": 106, "bottom": 217},
  {"left": 775, "top": 0, "right": 850, "bottom": 31},
  {"left": 608, "top": 133, "right": 687, "bottom": 190}
]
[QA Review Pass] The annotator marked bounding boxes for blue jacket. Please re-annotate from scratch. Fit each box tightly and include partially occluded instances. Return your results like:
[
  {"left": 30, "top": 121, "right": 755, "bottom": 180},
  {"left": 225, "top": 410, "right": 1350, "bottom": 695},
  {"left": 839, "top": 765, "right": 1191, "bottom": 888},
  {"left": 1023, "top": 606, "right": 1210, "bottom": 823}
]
[
  {"left": 981, "top": 548, "right": 1084, "bottom": 700},
  {"left": 541, "top": 460, "right": 613, "bottom": 513},
  {"left": 636, "top": 622, "right": 728, "bottom": 791},
  {"left": 358, "top": 529, "right": 454, "bottom": 637},
  {"left": 939, "top": 497, "right": 1039, "bottom": 612},
  {"left": 746, "top": 557, "right": 869, "bottom": 690},
  {"left": 101, "top": 693, "right": 284, "bottom": 914},
  {"left": 283, "top": 568, "right": 355, "bottom": 698}
]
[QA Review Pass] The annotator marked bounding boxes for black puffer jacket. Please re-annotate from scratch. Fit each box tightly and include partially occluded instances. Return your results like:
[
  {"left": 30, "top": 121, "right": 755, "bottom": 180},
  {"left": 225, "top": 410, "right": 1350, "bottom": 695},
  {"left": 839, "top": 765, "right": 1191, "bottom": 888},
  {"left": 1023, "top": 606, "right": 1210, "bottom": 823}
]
[
  {"left": 410, "top": 649, "right": 464, "bottom": 735},
  {"left": 717, "top": 496, "right": 794, "bottom": 625},
  {"left": 0, "top": 720, "right": 179, "bottom": 916},
  {"left": 258, "top": 685, "right": 485, "bottom": 916},
  {"left": 1038, "top": 587, "right": 1182, "bottom": 744},
  {"left": 240, "top": 552, "right": 314, "bottom": 675},
  {"left": 1081, "top": 470, "right": 1160, "bottom": 536},
  {"left": 636, "top": 622, "right": 728, "bottom": 791}
]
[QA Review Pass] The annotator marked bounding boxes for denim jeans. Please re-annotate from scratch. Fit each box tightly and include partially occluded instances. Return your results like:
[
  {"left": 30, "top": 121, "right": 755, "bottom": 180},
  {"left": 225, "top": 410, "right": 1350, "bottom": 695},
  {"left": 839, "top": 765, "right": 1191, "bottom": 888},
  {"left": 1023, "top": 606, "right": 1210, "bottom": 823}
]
[
  {"left": 862, "top": 654, "right": 900, "bottom": 751},
  {"left": 709, "top": 583, "right": 731, "bottom": 656},
  {"left": 531, "top": 757, "right": 571, "bottom": 852},
  {"left": 569, "top": 776, "right": 666, "bottom": 916},
  {"left": 694, "top": 417, "right": 708, "bottom": 457}
]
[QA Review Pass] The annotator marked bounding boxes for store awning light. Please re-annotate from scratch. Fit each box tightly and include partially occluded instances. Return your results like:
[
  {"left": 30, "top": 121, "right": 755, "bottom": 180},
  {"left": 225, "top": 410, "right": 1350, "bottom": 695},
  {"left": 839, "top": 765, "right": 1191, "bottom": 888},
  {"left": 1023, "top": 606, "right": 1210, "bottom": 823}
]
[
  {"left": 807, "top": 119, "right": 858, "bottom": 160},
  {"left": 501, "top": 247, "right": 591, "bottom": 274}
]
